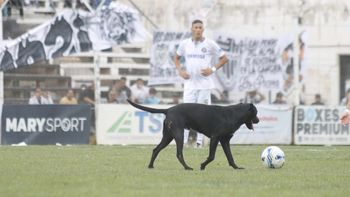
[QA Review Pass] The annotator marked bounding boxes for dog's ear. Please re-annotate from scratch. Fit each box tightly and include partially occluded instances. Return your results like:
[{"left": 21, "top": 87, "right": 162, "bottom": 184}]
[
  {"left": 249, "top": 103, "right": 257, "bottom": 113},
  {"left": 248, "top": 103, "right": 253, "bottom": 112}
]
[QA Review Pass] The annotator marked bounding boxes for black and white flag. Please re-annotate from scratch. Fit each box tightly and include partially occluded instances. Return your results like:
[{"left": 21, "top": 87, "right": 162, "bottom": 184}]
[
  {"left": 0, "top": 2, "right": 147, "bottom": 71},
  {"left": 214, "top": 32, "right": 307, "bottom": 92}
]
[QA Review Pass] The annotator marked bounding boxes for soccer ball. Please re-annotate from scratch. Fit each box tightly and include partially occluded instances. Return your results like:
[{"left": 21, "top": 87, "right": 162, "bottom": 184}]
[{"left": 261, "top": 146, "right": 285, "bottom": 169}]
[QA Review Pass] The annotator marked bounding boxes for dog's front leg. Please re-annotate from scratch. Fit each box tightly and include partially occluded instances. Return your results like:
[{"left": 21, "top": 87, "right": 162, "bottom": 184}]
[
  {"left": 220, "top": 136, "right": 244, "bottom": 170},
  {"left": 200, "top": 137, "right": 219, "bottom": 170}
]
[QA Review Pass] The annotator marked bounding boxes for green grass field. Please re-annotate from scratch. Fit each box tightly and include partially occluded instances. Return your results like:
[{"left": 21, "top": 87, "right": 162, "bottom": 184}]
[{"left": 0, "top": 145, "right": 349, "bottom": 197}]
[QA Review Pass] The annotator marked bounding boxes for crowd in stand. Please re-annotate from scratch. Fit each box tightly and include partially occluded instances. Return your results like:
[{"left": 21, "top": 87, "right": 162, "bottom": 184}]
[
  {"left": 28, "top": 79, "right": 333, "bottom": 107},
  {"left": 107, "top": 77, "right": 163, "bottom": 105},
  {"left": 28, "top": 77, "right": 165, "bottom": 106}
]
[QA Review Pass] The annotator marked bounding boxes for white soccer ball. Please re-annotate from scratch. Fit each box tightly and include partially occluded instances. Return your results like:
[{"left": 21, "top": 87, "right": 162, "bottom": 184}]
[{"left": 261, "top": 146, "right": 285, "bottom": 169}]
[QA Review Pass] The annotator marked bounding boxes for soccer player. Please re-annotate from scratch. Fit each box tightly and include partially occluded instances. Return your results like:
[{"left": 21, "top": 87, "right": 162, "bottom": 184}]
[{"left": 174, "top": 19, "right": 228, "bottom": 147}]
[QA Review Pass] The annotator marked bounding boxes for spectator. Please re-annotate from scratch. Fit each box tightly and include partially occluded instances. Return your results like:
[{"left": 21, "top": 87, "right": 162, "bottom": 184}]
[
  {"left": 241, "top": 90, "right": 265, "bottom": 104},
  {"left": 311, "top": 94, "right": 324, "bottom": 105},
  {"left": 169, "top": 95, "right": 180, "bottom": 105},
  {"left": 130, "top": 78, "right": 149, "bottom": 103},
  {"left": 43, "top": 91, "right": 54, "bottom": 104},
  {"left": 78, "top": 84, "right": 87, "bottom": 103},
  {"left": 59, "top": 89, "right": 78, "bottom": 104},
  {"left": 79, "top": 83, "right": 96, "bottom": 144},
  {"left": 145, "top": 87, "right": 161, "bottom": 104},
  {"left": 28, "top": 87, "right": 50, "bottom": 104},
  {"left": 107, "top": 90, "right": 119, "bottom": 103},
  {"left": 272, "top": 92, "right": 287, "bottom": 104},
  {"left": 110, "top": 78, "right": 131, "bottom": 104},
  {"left": 110, "top": 79, "right": 122, "bottom": 92},
  {"left": 79, "top": 83, "right": 95, "bottom": 105},
  {"left": 119, "top": 77, "right": 132, "bottom": 101}
]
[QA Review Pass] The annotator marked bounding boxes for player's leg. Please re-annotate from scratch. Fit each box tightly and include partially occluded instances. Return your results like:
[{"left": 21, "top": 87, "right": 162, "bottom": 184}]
[
  {"left": 183, "top": 89, "right": 197, "bottom": 145},
  {"left": 196, "top": 89, "right": 211, "bottom": 147}
]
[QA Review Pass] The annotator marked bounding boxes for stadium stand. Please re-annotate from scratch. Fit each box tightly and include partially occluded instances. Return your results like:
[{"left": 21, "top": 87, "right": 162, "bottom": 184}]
[
  {"left": 4, "top": 63, "right": 71, "bottom": 104},
  {"left": 55, "top": 44, "right": 183, "bottom": 104},
  {"left": 2, "top": 1, "right": 183, "bottom": 104}
]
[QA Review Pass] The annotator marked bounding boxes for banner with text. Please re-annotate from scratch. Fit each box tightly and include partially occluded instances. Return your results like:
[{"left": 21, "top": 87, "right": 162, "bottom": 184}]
[
  {"left": 214, "top": 33, "right": 295, "bottom": 92},
  {"left": 294, "top": 106, "right": 350, "bottom": 145},
  {"left": 148, "top": 31, "right": 191, "bottom": 85},
  {"left": 1, "top": 105, "right": 91, "bottom": 145},
  {"left": 97, "top": 104, "right": 292, "bottom": 145},
  {"left": 97, "top": 104, "right": 166, "bottom": 144},
  {"left": 231, "top": 105, "right": 293, "bottom": 144}
]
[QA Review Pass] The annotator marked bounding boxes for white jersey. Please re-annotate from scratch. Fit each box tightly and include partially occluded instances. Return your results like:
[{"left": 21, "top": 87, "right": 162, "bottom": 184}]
[{"left": 176, "top": 38, "right": 225, "bottom": 90}]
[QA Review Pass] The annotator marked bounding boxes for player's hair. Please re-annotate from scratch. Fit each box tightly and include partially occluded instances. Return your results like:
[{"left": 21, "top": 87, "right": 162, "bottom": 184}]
[{"left": 192, "top": 19, "right": 203, "bottom": 26}]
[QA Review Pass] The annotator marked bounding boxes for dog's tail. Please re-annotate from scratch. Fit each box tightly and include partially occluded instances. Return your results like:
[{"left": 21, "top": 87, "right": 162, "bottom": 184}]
[{"left": 127, "top": 99, "right": 167, "bottom": 114}]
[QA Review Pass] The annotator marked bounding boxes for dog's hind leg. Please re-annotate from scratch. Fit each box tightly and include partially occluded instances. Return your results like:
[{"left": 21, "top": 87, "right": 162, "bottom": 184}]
[
  {"left": 220, "top": 135, "right": 244, "bottom": 170},
  {"left": 200, "top": 137, "right": 219, "bottom": 170},
  {"left": 173, "top": 129, "right": 193, "bottom": 170},
  {"left": 148, "top": 126, "right": 173, "bottom": 169}
]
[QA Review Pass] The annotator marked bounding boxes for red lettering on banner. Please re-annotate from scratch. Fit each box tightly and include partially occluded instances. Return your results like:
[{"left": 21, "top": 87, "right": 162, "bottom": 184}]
[{"left": 259, "top": 116, "right": 278, "bottom": 122}]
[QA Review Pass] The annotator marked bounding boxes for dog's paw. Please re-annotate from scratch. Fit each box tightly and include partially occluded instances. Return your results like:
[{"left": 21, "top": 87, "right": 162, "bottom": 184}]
[
  {"left": 231, "top": 164, "right": 244, "bottom": 169},
  {"left": 148, "top": 165, "right": 154, "bottom": 169},
  {"left": 185, "top": 167, "right": 193, "bottom": 171},
  {"left": 200, "top": 164, "right": 206, "bottom": 170}
]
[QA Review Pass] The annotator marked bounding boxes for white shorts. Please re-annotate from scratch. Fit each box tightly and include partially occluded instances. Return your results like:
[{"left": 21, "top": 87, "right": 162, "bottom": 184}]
[{"left": 183, "top": 89, "right": 211, "bottom": 104}]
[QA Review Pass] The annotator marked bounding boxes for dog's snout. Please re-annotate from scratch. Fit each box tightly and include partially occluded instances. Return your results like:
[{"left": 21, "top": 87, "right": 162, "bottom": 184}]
[{"left": 253, "top": 116, "right": 259, "bottom": 123}]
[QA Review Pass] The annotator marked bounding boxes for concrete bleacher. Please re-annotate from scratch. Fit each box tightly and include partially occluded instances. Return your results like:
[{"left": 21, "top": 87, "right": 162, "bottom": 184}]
[
  {"left": 55, "top": 43, "right": 183, "bottom": 104},
  {"left": 4, "top": 63, "right": 71, "bottom": 104},
  {"left": 3, "top": 46, "right": 183, "bottom": 104}
]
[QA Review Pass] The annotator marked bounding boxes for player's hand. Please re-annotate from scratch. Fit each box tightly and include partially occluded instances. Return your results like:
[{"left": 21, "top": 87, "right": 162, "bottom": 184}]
[
  {"left": 179, "top": 70, "right": 190, "bottom": 79},
  {"left": 201, "top": 67, "right": 213, "bottom": 76},
  {"left": 340, "top": 109, "right": 350, "bottom": 125}
]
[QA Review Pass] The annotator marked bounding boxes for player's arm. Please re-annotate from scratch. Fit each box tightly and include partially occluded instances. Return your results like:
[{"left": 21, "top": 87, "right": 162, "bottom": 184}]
[
  {"left": 174, "top": 54, "right": 190, "bottom": 79},
  {"left": 83, "top": 96, "right": 95, "bottom": 105},
  {"left": 216, "top": 55, "right": 228, "bottom": 70},
  {"left": 201, "top": 55, "right": 228, "bottom": 76}
]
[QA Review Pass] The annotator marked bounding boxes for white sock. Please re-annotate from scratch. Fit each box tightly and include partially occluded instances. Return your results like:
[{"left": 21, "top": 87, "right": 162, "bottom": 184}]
[
  {"left": 184, "top": 129, "right": 190, "bottom": 144},
  {"left": 196, "top": 133, "right": 203, "bottom": 145}
]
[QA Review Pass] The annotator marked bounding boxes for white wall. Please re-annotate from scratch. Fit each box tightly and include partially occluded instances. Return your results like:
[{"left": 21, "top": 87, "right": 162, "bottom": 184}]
[{"left": 122, "top": 0, "right": 350, "bottom": 105}]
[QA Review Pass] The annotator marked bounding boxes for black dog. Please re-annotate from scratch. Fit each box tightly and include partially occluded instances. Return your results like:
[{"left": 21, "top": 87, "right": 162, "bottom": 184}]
[{"left": 127, "top": 99, "right": 259, "bottom": 170}]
